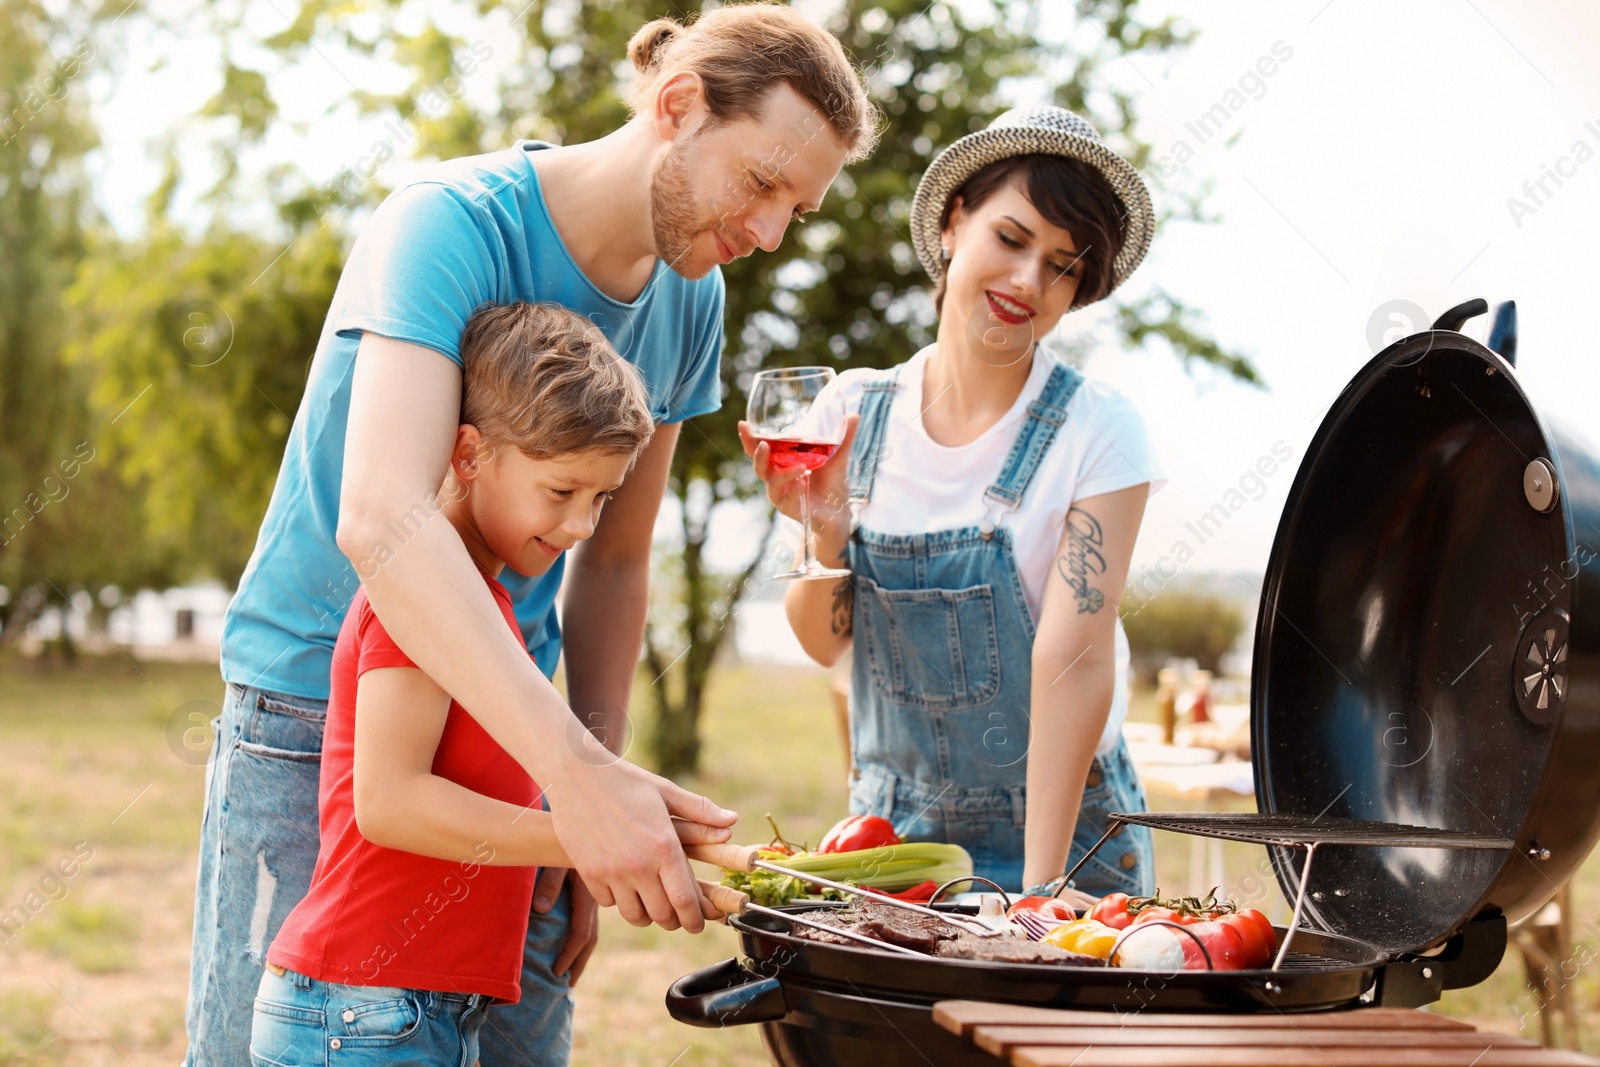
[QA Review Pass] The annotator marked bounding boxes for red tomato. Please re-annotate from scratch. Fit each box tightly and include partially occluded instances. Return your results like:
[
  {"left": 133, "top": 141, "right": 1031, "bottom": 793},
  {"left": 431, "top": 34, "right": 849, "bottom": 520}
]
[
  {"left": 1188, "top": 919, "right": 1247, "bottom": 971},
  {"left": 817, "top": 815, "right": 900, "bottom": 854},
  {"left": 1214, "top": 913, "right": 1266, "bottom": 967},
  {"left": 1088, "top": 893, "right": 1134, "bottom": 930},
  {"left": 1240, "top": 908, "right": 1275, "bottom": 943},
  {"left": 1235, "top": 908, "right": 1273, "bottom": 966},
  {"left": 1006, "top": 896, "right": 1077, "bottom": 921},
  {"left": 1132, "top": 905, "right": 1196, "bottom": 927}
]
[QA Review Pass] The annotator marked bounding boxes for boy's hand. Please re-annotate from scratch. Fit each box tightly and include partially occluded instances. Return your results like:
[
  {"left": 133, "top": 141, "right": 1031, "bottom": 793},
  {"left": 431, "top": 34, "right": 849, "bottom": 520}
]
[
  {"left": 548, "top": 871, "right": 599, "bottom": 986},
  {"left": 548, "top": 739, "right": 735, "bottom": 934}
]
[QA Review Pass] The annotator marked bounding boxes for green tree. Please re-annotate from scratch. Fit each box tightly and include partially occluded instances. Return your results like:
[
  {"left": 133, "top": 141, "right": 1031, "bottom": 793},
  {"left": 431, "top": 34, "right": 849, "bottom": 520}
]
[
  {"left": 65, "top": 223, "right": 347, "bottom": 586},
  {"left": 0, "top": 0, "right": 165, "bottom": 648},
  {"left": 61, "top": 0, "right": 369, "bottom": 590},
  {"left": 1121, "top": 590, "right": 1246, "bottom": 680},
  {"left": 67, "top": 0, "right": 1261, "bottom": 775}
]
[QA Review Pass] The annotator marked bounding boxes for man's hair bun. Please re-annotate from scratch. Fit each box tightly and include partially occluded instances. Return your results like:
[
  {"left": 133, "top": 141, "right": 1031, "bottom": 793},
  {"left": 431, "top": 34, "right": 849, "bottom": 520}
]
[{"left": 627, "top": 18, "right": 682, "bottom": 73}]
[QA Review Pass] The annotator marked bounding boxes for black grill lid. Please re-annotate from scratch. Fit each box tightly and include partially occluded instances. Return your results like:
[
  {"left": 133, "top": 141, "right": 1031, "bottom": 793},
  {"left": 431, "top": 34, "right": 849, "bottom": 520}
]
[{"left": 1250, "top": 306, "right": 1600, "bottom": 956}]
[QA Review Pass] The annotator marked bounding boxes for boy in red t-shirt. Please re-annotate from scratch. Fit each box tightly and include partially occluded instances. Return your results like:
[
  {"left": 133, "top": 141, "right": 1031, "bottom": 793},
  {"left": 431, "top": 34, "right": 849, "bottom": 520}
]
[{"left": 249, "top": 303, "right": 717, "bottom": 1067}]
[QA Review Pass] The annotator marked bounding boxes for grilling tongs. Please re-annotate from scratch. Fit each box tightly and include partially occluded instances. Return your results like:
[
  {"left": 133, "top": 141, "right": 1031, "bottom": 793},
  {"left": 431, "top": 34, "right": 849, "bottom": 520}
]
[
  {"left": 696, "top": 878, "right": 926, "bottom": 957},
  {"left": 686, "top": 841, "right": 1004, "bottom": 939}
]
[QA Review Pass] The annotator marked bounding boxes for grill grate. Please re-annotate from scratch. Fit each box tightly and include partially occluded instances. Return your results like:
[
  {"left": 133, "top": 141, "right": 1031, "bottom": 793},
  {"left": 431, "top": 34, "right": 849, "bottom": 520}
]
[
  {"left": 1111, "top": 811, "right": 1513, "bottom": 850},
  {"left": 1269, "top": 950, "right": 1361, "bottom": 973},
  {"left": 1052, "top": 810, "right": 1516, "bottom": 974}
]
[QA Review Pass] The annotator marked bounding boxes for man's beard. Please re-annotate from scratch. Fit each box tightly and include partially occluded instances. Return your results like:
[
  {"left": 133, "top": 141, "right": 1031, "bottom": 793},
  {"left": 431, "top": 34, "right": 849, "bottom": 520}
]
[{"left": 650, "top": 140, "right": 714, "bottom": 279}]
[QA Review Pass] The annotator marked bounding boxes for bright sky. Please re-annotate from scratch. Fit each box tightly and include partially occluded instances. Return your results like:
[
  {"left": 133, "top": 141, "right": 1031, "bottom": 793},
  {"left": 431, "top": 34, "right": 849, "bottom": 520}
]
[
  {"left": 1050, "top": 0, "right": 1600, "bottom": 576},
  {"left": 81, "top": 0, "right": 1600, "bottom": 581}
]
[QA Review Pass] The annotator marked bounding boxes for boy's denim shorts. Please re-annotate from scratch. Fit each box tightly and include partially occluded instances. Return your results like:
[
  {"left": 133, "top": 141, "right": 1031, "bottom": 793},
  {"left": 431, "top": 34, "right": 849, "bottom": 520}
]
[{"left": 250, "top": 965, "right": 490, "bottom": 1067}]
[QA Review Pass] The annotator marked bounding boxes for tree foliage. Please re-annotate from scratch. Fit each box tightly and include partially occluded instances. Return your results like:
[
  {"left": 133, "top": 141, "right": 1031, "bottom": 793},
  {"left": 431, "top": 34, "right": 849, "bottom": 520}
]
[
  {"left": 1121, "top": 591, "right": 1246, "bottom": 680},
  {"left": 64, "top": 223, "right": 347, "bottom": 586},
  {"left": 0, "top": 0, "right": 167, "bottom": 645},
  {"left": 52, "top": 0, "right": 1260, "bottom": 775}
]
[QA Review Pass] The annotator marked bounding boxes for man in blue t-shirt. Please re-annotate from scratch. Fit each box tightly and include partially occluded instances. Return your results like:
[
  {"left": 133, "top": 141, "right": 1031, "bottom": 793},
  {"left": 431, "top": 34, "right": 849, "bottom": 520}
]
[{"left": 184, "top": 8, "right": 877, "bottom": 1066}]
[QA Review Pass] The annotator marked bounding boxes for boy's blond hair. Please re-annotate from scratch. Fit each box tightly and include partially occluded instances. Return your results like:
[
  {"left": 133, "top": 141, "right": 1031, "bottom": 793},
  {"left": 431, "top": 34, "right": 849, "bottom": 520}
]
[{"left": 459, "top": 303, "right": 655, "bottom": 461}]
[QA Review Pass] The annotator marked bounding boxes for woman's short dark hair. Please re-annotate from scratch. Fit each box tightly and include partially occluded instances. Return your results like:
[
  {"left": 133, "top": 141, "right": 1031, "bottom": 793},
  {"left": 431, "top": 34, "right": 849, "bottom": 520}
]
[{"left": 934, "top": 153, "right": 1128, "bottom": 314}]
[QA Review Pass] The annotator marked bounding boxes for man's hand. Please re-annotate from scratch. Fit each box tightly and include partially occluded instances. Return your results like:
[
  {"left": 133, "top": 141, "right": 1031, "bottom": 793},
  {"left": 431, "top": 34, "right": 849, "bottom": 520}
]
[{"left": 547, "top": 738, "right": 736, "bottom": 934}]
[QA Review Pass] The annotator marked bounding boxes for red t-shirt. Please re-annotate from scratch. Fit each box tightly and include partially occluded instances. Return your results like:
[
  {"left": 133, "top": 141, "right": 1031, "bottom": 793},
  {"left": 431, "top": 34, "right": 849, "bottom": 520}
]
[{"left": 268, "top": 574, "right": 540, "bottom": 1002}]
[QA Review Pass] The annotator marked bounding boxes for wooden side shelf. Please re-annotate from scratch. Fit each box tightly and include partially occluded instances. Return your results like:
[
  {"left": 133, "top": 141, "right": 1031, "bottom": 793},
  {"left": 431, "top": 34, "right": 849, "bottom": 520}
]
[{"left": 933, "top": 1001, "right": 1600, "bottom": 1067}]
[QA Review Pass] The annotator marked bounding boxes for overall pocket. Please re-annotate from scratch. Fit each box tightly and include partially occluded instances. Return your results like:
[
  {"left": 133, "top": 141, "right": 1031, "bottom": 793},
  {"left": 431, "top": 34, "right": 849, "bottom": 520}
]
[{"left": 855, "top": 575, "right": 1002, "bottom": 710}]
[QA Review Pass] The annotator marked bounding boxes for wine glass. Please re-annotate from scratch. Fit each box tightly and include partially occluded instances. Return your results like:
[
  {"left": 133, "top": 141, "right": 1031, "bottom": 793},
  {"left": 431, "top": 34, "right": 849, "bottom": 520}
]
[{"left": 747, "top": 367, "right": 850, "bottom": 580}]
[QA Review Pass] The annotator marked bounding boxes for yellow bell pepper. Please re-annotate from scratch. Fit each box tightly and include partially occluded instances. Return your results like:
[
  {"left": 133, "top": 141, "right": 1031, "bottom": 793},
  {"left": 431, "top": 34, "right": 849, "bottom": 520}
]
[{"left": 1043, "top": 917, "right": 1119, "bottom": 959}]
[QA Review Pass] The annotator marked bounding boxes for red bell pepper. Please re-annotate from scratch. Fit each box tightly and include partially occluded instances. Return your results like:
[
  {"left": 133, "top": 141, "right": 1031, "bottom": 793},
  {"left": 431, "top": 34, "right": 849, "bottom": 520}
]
[
  {"left": 863, "top": 880, "right": 940, "bottom": 902},
  {"left": 817, "top": 814, "right": 900, "bottom": 853}
]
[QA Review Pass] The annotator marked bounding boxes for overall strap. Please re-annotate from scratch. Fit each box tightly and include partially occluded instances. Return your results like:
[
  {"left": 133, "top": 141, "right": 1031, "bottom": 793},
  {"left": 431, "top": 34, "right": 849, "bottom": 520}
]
[
  {"left": 846, "top": 370, "right": 901, "bottom": 505},
  {"left": 984, "top": 362, "right": 1085, "bottom": 510}
]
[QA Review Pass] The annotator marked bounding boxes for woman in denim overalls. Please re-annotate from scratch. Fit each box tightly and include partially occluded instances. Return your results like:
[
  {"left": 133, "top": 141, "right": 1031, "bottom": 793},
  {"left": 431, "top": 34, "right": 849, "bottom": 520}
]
[{"left": 744, "top": 107, "right": 1160, "bottom": 900}]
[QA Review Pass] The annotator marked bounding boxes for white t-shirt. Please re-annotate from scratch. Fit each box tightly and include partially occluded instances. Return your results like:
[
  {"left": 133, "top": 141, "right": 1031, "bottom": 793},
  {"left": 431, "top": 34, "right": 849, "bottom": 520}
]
[{"left": 811, "top": 345, "right": 1166, "bottom": 756}]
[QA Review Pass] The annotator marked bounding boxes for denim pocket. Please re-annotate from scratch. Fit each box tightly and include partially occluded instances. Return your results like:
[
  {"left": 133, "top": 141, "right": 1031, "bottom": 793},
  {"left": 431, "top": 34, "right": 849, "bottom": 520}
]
[
  {"left": 329, "top": 984, "right": 423, "bottom": 1048},
  {"left": 246, "top": 690, "right": 327, "bottom": 756},
  {"left": 251, "top": 974, "right": 326, "bottom": 1067},
  {"left": 856, "top": 576, "right": 1001, "bottom": 710},
  {"left": 217, "top": 742, "right": 323, "bottom": 965},
  {"left": 251, "top": 1003, "right": 325, "bottom": 1067}
]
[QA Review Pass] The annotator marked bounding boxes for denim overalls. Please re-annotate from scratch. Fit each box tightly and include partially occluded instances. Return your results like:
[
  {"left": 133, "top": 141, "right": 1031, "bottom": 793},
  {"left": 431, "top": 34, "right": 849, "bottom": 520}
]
[{"left": 844, "top": 360, "right": 1156, "bottom": 896}]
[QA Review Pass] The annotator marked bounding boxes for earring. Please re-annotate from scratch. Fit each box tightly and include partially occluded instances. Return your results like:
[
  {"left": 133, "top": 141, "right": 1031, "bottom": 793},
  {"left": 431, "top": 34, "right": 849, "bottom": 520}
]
[{"left": 939, "top": 246, "right": 951, "bottom": 263}]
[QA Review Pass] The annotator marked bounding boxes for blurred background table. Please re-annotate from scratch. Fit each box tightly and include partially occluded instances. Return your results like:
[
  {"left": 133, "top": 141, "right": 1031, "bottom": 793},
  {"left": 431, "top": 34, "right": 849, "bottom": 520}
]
[{"left": 1124, "top": 705, "right": 1253, "bottom": 891}]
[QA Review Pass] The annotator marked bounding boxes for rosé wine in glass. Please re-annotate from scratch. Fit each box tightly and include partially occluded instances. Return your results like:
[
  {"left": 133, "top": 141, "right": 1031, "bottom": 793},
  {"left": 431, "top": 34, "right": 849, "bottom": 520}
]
[{"left": 746, "top": 367, "right": 849, "bottom": 580}]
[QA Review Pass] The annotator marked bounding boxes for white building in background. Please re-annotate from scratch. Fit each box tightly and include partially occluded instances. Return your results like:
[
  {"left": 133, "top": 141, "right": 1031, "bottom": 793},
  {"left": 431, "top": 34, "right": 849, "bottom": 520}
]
[
  {"left": 107, "top": 582, "right": 231, "bottom": 658},
  {"left": 22, "top": 582, "right": 236, "bottom": 660}
]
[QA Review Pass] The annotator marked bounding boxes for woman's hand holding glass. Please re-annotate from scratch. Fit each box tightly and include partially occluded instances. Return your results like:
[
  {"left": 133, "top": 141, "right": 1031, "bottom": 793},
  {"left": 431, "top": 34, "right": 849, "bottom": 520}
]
[
  {"left": 737, "top": 366, "right": 858, "bottom": 578},
  {"left": 739, "top": 413, "right": 858, "bottom": 556}
]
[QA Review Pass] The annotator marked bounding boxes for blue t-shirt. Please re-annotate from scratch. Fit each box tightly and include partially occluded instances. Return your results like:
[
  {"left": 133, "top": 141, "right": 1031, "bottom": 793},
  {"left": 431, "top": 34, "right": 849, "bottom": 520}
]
[{"left": 220, "top": 141, "right": 725, "bottom": 699}]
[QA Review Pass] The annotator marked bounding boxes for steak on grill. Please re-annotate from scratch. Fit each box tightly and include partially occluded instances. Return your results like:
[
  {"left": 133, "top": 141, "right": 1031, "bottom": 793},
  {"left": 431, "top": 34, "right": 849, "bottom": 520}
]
[{"left": 788, "top": 902, "right": 1102, "bottom": 965}]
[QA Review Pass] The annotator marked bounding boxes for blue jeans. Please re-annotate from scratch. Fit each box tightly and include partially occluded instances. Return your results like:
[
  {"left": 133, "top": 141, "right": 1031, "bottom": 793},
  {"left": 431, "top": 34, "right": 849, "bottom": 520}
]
[
  {"left": 251, "top": 965, "right": 489, "bottom": 1067},
  {"left": 184, "top": 681, "right": 574, "bottom": 1067}
]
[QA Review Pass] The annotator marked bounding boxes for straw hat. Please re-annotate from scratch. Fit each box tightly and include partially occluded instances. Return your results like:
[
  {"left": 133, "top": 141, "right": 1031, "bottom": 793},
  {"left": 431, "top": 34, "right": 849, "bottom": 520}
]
[{"left": 910, "top": 106, "right": 1155, "bottom": 296}]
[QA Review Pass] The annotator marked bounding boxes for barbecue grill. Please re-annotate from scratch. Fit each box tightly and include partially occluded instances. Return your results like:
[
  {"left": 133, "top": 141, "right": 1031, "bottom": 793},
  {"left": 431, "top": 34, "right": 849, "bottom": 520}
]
[{"left": 667, "top": 299, "right": 1600, "bottom": 1066}]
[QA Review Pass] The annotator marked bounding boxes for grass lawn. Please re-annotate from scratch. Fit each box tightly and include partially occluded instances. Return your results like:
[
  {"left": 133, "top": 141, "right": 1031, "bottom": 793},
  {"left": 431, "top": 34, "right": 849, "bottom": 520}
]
[{"left": 0, "top": 657, "right": 1596, "bottom": 1065}]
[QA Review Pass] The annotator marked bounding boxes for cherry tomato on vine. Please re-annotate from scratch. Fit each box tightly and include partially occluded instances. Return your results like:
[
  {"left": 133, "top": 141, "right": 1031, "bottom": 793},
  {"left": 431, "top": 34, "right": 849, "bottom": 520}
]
[{"left": 1088, "top": 892, "right": 1134, "bottom": 930}]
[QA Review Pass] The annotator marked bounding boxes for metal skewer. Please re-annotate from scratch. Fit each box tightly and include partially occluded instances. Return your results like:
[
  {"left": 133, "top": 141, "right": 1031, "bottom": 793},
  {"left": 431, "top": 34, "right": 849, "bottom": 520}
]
[
  {"left": 687, "top": 842, "right": 1004, "bottom": 938},
  {"left": 698, "top": 879, "right": 925, "bottom": 957}
]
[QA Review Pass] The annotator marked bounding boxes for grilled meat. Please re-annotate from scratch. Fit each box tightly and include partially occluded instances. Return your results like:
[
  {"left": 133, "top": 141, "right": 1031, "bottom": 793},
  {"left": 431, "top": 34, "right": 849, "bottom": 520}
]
[{"left": 788, "top": 901, "right": 1103, "bottom": 966}]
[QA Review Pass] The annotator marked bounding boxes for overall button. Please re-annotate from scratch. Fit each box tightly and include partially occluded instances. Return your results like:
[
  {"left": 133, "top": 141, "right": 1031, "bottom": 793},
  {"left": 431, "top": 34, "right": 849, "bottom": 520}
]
[
  {"left": 1120, "top": 853, "right": 1138, "bottom": 870},
  {"left": 330, "top": 1038, "right": 343, "bottom": 1050},
  {"left": 1085, "top": 772, "right": 1103, "bottom": 788},
  {"left": 342, "top": 1009, "right": 355, "bottom": 1022}
]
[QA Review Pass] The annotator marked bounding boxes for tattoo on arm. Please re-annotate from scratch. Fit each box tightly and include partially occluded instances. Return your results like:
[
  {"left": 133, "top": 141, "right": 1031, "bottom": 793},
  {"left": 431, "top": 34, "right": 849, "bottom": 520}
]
[
  {"left": 1056, "top": 506, "right": 1108, "bottom": 614},
  {"left": 830, "top": 576, "right": 854, "bottom": 637}
]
